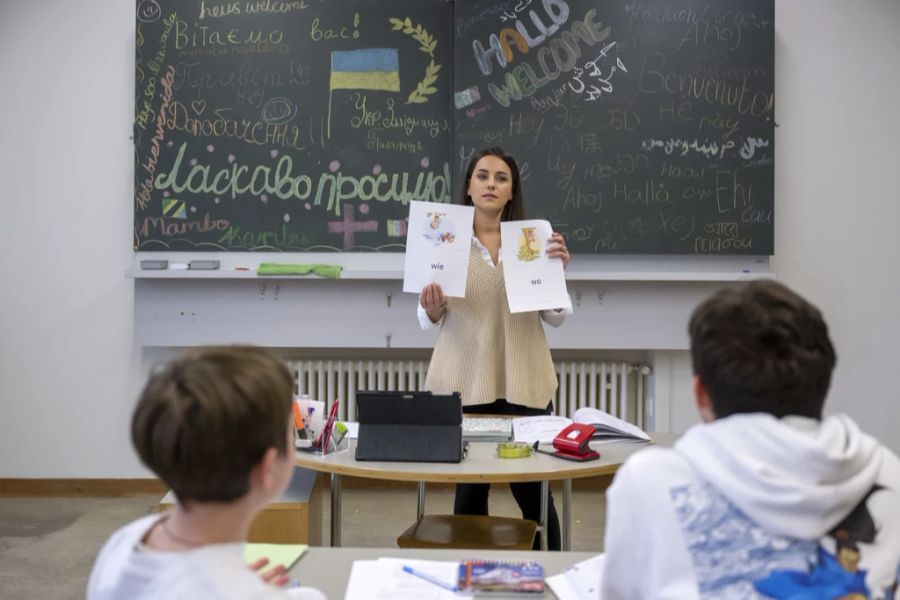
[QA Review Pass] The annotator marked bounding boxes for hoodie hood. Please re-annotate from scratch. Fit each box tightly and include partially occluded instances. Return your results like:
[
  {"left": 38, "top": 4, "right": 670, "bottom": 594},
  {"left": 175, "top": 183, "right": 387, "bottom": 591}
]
[{"left": 675, "top": 412, "right": 882, "bottom": 539}]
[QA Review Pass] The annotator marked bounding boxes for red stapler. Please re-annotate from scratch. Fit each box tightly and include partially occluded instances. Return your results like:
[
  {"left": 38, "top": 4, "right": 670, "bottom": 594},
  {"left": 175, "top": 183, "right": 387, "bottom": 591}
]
[{"left": 533, "top": 423, "right": 600, "bottom": 462}]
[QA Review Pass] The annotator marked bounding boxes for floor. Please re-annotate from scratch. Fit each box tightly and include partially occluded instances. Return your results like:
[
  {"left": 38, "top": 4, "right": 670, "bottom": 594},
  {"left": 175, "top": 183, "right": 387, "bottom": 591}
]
[{"left": 0, "top": 480, "right": 608, "bottom": 599}]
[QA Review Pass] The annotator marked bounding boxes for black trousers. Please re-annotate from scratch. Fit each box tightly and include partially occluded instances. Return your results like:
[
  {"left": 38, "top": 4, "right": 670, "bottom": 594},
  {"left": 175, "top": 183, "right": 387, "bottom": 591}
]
[{"left": 455, "top": 399, "right": 562, "bottom": 551}]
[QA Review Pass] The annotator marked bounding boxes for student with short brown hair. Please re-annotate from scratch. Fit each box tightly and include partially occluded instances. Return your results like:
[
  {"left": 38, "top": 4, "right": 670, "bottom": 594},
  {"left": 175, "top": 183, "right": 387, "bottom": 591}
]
[
  {"left": 602, "top": 281, "right": 900, "bottom": 599},
  {"left": 87, "top": 346, "right": 325, "bottom": 600}
]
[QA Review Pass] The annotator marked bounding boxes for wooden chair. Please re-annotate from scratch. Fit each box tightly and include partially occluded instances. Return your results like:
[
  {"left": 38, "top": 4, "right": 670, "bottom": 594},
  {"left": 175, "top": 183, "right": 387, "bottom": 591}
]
[{"left": 397, "top": 514, "right": 538, "bottom": 550}]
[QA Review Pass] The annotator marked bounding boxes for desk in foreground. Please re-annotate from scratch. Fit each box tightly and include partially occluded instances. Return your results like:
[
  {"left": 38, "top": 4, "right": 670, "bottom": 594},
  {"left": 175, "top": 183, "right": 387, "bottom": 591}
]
[{"left": 290, "top": 546, "right": 598, "bottom": 600}]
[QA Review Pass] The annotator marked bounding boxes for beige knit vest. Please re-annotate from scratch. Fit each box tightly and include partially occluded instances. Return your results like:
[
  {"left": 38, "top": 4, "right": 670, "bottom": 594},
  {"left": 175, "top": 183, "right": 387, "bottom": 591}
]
[{"left": 424, "top": 245, "right": 558, "bottom": 409}]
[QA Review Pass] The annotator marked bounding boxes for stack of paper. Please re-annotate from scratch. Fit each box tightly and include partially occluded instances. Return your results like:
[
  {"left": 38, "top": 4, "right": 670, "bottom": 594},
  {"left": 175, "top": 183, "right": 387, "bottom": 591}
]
[
  {"left": 545, "top": 553, "right": 605, "bottom": 600},
  {"left": 344, "top": 558, "right": 460, "bottom": 599},
  {"left": 512, "top": 415, "right": 572, "bottom": 444}
]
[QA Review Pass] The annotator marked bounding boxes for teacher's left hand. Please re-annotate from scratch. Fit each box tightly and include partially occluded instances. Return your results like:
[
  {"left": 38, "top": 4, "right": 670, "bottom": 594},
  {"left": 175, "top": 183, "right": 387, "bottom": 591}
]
[{"left": 546, "top": 233, "right": 570, "bottom": 270}]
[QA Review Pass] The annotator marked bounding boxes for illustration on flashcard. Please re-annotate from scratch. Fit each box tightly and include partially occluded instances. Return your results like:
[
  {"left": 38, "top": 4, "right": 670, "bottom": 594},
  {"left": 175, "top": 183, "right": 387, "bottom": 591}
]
[
  {"left": 517, "top": 227, "right": 541, "bottom": 262},
  {"left": 422, "top": 211, "right": 456, "bottom": 246}
]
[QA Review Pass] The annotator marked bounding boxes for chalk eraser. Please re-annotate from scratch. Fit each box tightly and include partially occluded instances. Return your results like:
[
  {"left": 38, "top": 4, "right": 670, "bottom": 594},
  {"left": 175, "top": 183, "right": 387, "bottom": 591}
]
[
  {"left": 188, "top": 260, "right": 220, "bottom": 270},
  {"left": 140, "top": 260, "right": 168, "bottom": 270}
]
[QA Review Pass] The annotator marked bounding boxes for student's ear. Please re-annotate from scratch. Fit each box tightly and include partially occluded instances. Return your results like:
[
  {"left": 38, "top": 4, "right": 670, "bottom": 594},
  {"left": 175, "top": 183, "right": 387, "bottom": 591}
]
[
  {"left": 693, "top": 375, "right": 716, "bottom": 423},
  {"left": 251, "top": 447, "right": 281, "bottom": 494}
]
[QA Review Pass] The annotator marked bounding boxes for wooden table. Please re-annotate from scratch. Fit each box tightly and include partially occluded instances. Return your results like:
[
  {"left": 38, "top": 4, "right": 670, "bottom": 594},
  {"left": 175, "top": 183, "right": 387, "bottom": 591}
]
[{"left": 295, "top": 435, "right": 677, "bottom": 551}]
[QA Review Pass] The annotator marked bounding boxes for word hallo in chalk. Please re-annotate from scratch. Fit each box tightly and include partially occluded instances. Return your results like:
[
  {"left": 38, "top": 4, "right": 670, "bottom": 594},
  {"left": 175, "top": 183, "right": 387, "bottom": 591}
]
[{"left": 472, "top": 0, "right": 570, "bottom": 75}]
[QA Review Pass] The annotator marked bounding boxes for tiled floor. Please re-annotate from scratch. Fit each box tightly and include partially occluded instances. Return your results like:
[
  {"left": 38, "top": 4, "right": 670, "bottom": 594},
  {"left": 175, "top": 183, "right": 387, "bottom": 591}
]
[{"left": 0, "top": 480, "right": 608, "bottom": 599}]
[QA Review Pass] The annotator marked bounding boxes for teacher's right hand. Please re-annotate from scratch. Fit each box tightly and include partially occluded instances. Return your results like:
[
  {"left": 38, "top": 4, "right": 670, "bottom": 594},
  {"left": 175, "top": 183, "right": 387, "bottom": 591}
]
[{"left": 420, "top": 283, "right": 447, "bottom": 323}]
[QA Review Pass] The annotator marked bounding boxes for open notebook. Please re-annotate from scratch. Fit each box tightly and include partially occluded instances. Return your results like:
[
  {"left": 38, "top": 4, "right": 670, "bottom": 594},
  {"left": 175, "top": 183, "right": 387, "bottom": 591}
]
[{"left": 513, "top": 408, "right": 651, "bottom": 445}]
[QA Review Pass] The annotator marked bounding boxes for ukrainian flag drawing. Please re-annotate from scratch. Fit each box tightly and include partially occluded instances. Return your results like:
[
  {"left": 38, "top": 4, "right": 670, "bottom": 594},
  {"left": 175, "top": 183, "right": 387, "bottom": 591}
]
[{"left": 330, "top": 48, "right": 400, "bottom": 92}]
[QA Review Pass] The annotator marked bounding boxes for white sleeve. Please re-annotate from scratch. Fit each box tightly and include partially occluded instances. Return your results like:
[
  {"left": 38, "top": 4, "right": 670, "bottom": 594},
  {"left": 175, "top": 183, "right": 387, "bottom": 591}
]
[
  {"left": 417, "top": 300, "right": 443, "bottom": 330},
  {"left": 601, "top": 453, "right": 700, "bottom": 600},
  {"left": 540, "top": 301, "right": 573, "bottom": 328}
]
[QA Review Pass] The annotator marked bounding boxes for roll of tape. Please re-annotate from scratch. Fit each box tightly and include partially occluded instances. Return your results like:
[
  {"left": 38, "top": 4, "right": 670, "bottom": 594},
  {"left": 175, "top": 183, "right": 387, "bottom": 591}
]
[{"left": 496, "top": 442, "right": 533, "bottom": 459}]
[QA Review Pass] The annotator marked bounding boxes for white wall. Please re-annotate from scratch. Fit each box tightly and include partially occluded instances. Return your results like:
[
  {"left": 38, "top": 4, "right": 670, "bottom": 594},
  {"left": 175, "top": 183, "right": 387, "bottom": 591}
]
[
  {"left": 772, "top": 0, "right": 900, "bottom": 449},
  {"left": 1, "top": 0, "right": 898, "bottom": 478},
  {"left": 0, "top": 0, "right": 144, "bottom": 476}
]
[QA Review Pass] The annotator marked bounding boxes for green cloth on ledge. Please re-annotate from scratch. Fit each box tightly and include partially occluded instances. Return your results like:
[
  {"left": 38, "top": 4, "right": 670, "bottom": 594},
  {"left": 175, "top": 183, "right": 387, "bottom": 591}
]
[{"left": 256, "top": 263, "right": 343, "bottom": 279}]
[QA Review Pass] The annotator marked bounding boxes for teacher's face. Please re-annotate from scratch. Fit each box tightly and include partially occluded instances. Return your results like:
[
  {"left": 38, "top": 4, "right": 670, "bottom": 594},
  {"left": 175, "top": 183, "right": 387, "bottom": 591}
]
[{"left": 468, "top": 155, "right": 512, "bottom": 217}]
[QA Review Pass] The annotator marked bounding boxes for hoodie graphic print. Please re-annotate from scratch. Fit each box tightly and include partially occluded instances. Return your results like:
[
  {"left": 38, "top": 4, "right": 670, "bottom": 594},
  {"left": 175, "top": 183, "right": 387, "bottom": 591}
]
[
  {"left": 671, "top": 415, "right": 900, "bottom": 600},
  {"left": 672, "top": 481, "right": 894, "bottom": 598}
]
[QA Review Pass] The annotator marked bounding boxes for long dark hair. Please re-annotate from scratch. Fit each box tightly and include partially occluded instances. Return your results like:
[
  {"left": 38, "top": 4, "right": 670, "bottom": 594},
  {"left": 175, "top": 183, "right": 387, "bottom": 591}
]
[{"left": 460, "top": 147, "right": 525, "bottom": 221}]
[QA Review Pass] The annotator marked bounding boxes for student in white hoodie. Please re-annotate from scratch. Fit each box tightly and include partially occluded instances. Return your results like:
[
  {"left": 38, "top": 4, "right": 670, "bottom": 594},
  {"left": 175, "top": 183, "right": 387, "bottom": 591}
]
[{"left": 602, "top": 280, "right": 900, "bottom": 599}]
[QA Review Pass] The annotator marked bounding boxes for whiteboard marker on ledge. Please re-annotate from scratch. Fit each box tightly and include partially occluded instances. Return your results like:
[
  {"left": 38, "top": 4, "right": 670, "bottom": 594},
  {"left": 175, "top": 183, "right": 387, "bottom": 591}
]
[{"left": 170, "top": 262, "right": 188, "bottom": 270}]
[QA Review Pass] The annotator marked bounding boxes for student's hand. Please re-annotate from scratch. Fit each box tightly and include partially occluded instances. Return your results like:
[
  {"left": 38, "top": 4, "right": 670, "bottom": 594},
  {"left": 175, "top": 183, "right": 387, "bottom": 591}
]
[
  {"left": 420, "top": 282, "right": 447, "bottom": 323},
  {"left": 546, "top": 232, "right": 570, "bottom": 270},
  {"left": 248, "top": 557, "right": 290, "bottom": 587}
]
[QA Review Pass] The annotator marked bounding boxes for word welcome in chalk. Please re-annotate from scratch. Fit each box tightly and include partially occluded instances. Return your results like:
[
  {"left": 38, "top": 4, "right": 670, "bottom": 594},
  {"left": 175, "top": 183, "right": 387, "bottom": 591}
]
[{"left": 152, "top": 143, "right": 451, "bottom": 216}]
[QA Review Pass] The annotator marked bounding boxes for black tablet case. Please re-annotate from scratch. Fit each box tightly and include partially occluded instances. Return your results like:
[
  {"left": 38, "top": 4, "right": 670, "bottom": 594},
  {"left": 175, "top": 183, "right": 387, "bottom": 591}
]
[{"left": 355, "top": 391, "right": 463, "bottom": 463}]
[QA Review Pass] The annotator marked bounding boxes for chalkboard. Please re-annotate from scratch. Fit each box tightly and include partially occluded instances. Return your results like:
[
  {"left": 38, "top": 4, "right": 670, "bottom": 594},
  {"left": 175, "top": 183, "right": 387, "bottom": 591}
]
[
  {"left": 134, "top": 0, "right": 774, "bottom": 254},
  {"left": 453, "top": 0, "right": 775, "bottom": 254},
  {"left": 134, "top": 0, "right": 453, "bottom": 251}
]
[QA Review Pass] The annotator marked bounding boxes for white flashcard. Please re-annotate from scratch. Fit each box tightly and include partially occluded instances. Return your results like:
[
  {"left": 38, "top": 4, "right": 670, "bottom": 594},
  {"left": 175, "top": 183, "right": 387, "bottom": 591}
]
[
  {"left": 402, "top": 201, "right": 475, "bottom": 297},
  {"left": 500, "top": 220, "right": 571, "bottom": 313}
]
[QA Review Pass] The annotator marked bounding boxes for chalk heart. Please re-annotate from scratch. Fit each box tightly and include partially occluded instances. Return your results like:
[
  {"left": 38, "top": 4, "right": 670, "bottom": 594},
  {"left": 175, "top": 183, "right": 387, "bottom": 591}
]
[
  {"left": 190, "top": 100, "right": 206, "bottom": 115},
  {"left": 270, "top": 149, "right": 279, "bottom": 159},
  {"left": 228, "top": 154, "right": 236, "bottom": 163}
]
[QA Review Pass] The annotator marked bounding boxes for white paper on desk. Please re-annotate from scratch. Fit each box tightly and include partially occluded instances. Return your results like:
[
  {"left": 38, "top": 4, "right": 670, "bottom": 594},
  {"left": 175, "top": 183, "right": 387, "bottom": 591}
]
[
  {"left": 545, "top": 553, "right": 605, "bottom": 600},
  {"left": 344, "top": 558, "right": 461, "bottom": 600},
  {"left": 500, "top": 220, "right": 571, "bottom": 313},
  {"left": 403, "top": 201, "right": 475, "bottom": 298},
  {"left": 512, "top": 415, "right": 572, "bottom": 444}
]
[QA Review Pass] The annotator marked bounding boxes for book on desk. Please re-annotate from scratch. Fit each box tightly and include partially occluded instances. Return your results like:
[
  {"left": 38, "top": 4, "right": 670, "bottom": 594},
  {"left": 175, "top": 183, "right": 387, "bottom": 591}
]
[{"left": 512, "top": 408, "right": 651, "bottom": 445}]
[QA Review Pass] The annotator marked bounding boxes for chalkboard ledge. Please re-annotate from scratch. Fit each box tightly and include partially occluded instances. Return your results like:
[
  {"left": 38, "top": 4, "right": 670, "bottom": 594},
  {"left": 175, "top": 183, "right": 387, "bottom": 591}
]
[
  {"left": 126, "top": 269, "right": 774, "bottom": 282},
  {"left": 125, "top": 269, "right": 400, "bottom": 280},
  {"left": 564, "top": 269, "right": 774, "bottom": 282}
]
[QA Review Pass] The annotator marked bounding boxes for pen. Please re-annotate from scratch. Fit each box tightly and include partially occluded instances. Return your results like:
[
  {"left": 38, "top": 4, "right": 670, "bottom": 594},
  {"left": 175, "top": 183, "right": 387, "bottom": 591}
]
[
  {"left": 235, "top": 267, "right": 251, "bottom": 271},
  {"left": 402, "top": 565, "right": 458, "bottom": 592}
]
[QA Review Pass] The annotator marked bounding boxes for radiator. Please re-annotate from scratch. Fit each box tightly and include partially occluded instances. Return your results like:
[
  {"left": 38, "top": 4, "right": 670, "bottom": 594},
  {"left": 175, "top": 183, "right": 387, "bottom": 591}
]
[{"left": 288, "top": 359, "right": 651, "bottom": 428}]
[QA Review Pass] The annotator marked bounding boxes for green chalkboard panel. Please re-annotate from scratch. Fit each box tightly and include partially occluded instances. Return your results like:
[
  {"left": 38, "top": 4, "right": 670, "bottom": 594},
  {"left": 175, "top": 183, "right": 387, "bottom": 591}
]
[
  {"left": 134, "top": 0, "right": 774, "bottom": 254},
  {"left": 134, "top": 0, "right": 453, "bottom": 251},
  {"left": 452, "top": 0, "right": 775, "bottom": 254}
]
